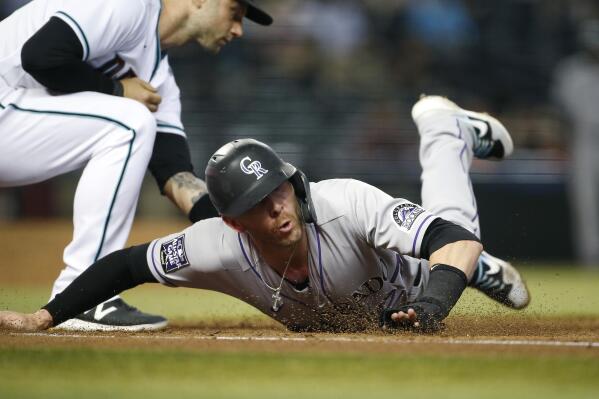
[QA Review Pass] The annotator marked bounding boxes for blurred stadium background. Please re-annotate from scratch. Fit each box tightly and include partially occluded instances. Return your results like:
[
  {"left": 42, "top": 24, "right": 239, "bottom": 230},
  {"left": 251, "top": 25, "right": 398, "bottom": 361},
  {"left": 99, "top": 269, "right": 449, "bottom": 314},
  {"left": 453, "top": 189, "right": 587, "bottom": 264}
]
[{"left": 1, "top": 0, "right": 598, "bottom": 264}]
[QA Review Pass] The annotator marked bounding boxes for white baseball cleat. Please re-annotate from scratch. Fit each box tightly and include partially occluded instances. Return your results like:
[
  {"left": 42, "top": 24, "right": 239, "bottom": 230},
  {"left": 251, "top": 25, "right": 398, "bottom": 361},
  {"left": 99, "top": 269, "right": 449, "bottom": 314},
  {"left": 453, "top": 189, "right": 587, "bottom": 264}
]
[
  {"left": 411, "top": 95, "right": 514, "bottom": 159},
  {"left": 469, "top": 251, "right": 530, "bottom": 309}
]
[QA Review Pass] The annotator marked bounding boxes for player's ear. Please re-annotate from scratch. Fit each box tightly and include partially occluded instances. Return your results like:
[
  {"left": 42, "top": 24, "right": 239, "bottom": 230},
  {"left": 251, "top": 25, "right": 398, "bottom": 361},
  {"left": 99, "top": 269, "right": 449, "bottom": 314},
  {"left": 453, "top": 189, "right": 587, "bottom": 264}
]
[{"left": 222, "top": 216, "right": 246, "bottom": 233}]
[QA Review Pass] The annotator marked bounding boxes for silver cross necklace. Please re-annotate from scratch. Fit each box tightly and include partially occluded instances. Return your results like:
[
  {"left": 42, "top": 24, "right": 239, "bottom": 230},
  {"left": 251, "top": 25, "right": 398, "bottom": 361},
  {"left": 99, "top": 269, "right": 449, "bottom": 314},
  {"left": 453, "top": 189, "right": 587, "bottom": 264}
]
[{"left": 250, "top": 238, "right": 300, "bottom": 312}]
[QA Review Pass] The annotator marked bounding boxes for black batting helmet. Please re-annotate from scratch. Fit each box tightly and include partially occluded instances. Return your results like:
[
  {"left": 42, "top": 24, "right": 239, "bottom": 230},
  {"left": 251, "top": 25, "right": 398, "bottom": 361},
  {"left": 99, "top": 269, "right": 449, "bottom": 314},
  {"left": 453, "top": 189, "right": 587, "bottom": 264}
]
[{"left": 205, "top": 139, "right": 316, "bottom": 223}]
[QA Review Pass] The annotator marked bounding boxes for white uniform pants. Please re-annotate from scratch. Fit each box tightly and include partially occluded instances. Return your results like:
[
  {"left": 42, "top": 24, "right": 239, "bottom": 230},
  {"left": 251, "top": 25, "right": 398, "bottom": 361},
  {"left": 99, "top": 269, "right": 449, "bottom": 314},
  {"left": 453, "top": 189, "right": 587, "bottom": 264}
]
[{"left": 0, "top": 84, "right": 156, "bottom": 297}]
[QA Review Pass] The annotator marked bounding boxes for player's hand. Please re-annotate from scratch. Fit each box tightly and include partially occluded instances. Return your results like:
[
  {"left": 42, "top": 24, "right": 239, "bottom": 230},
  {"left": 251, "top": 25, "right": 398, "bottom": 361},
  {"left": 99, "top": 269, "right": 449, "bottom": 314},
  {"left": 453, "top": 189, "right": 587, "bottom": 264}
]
[
  {"left": 390, "top": 308, "right": 420, "bottom": 328},
  {"left": 120, "top": 77, "right": 162, "bottom": 112},
  {"left": 0, "top": 309, "right": 53, "bottom": 331},
  {"left": 381, "top": 300, "right": 446, "bottom": 333}
]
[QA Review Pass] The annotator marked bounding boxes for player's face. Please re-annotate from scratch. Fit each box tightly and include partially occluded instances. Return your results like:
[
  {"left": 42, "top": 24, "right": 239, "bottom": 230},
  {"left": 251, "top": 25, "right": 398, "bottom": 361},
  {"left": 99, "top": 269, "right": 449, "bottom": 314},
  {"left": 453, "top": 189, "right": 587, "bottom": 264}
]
[
  {"left": 193, "top": 0, "right": 246, "bottom": 53},
  {"left": 233, "top": 181, "right": 304, "bottom": 248}
]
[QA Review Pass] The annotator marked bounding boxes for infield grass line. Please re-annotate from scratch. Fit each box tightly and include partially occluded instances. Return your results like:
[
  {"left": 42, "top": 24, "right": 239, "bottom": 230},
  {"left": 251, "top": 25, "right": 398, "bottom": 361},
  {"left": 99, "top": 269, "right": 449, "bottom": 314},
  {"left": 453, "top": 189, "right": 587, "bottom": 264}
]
[{"left": 12, "top": 332, "right": 599, "bottom": 348}]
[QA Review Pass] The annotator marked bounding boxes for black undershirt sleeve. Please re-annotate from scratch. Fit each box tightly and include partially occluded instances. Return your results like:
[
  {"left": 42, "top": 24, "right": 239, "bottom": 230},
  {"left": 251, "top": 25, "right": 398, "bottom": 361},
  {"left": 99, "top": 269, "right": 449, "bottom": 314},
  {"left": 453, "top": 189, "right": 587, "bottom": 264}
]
[
  {"left": 148, "top": 133, "right": 195, "bottom": 193},
  {"left": 42, "top": 244, "right": 158, "bottom": 327},
  {"left": 420, "top": 217, "right": 481, "bottom": 260},
  {"left": 21, "top": 16, "right": 121, "bottom": 95}
]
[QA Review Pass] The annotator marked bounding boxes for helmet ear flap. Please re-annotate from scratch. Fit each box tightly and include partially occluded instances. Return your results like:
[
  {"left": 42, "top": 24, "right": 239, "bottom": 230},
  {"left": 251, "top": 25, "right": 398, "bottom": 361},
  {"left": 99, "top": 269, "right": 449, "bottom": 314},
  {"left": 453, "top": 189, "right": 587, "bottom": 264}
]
[{"left": 290, "top": 170, "right": 317, "bottom": 224}]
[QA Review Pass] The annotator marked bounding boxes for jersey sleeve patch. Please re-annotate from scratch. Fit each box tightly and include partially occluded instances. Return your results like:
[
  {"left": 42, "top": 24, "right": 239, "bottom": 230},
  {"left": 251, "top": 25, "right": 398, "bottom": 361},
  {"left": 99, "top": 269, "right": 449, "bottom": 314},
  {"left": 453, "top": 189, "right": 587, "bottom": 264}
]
[
  {"left": 392, "top": 203, "right": 425, "bottom": 231},
  {"left": 160, "top": 234, "right": 190, "bottom": 273}
]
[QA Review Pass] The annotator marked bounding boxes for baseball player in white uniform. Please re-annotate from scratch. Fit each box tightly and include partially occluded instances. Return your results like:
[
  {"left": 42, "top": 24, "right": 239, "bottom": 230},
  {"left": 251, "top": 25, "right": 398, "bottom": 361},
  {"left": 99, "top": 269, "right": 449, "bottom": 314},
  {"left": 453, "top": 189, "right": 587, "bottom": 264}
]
[
  {"left": 0, "top": 0, "right": 273, "bottom": 330},
  {"left": 0, "top": 96, "right": 530, "bottom": 333}
]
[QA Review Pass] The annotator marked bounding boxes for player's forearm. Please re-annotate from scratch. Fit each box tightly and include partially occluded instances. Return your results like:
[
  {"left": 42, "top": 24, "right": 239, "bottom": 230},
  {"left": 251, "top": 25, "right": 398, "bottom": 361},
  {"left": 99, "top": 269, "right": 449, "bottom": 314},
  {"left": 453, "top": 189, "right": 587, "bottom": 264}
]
[
  {"left": 149, "top": 133, "right": 199, "bottom": 213},
  {"left": 429, "top": 240, "right": 483, "bottom": 280},
  {"left": 148, "top": 133, "right": 218, "bottom": 222},
  {"left": 163, "top": 172, "right": 220, "bottom": 222},
  {"left": 164, "top": 171, "right": 208, "bottom": 215},
  {"left": 43, "top": 244, "right": 157, "bottom": 327},
  {"left": 381, "top": 240, "right": 482, "bottom": 332}
]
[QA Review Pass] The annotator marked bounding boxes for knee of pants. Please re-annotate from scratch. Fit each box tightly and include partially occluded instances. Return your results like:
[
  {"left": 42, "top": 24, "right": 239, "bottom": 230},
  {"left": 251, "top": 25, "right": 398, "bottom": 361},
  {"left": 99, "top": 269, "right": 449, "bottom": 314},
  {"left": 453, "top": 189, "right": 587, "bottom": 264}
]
[{"left": 116, "top": 100, "right": 157, "bottom": 151}]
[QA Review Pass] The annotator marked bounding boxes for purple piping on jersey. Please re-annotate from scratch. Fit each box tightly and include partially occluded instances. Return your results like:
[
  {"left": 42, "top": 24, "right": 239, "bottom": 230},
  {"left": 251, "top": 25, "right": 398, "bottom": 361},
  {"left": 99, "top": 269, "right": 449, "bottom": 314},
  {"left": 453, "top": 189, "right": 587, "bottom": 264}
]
[
  {"left": 411, "top": 214, "right": 433, "bottom": 257},
  {"left": 457, "top": 120, "right": 469, "bottom": 174},
  {"left": 149, "top": 240, "right": 176, "bottom": 287},
  {"left": 385, "top": 289, "right": 398, "bottom": 308},
  {"left": 239, "top": 226, "right": 327, "bottom": 300},
  {"left": 457, "top": 119, "right": 481, "bottom": 230},
  {"left": 237, "top": 233, "right": 313, "bottom": 308},
  {"left": 390, "top": 254, "right": 402, "bottom": 283},
  {"left": 237, "top": 233, "right": 264, "bottom": 282},
  {"left": 312, "top": 224, "right": 326, "bottom": 296}
]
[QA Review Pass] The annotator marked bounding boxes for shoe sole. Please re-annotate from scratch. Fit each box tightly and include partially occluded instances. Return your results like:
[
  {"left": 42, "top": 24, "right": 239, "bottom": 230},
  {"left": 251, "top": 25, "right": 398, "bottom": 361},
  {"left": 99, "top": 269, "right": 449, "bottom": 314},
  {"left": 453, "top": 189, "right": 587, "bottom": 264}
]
[
  {"left": 411, "top": 95, "right": 514, "bottom": 158},
  {"left": 55, "top": 318, "right": 168, "bottom": 332}
]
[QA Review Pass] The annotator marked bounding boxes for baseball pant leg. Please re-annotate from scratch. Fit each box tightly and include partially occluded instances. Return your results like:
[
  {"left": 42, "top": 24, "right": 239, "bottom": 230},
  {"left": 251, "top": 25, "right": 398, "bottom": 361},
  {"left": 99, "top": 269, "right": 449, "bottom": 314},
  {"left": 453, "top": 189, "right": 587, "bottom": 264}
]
[
  {"left": 415, "top": 110, "right": 481, "bottom": 238},
  {"left": 0, "top": 88, "right": 156, "bottom": 297}
]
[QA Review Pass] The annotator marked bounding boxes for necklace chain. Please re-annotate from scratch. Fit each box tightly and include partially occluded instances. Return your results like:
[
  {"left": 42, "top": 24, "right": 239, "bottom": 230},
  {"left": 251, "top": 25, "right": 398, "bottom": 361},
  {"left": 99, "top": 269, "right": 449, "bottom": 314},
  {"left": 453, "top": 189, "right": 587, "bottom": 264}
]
[
  {"left": 251, "top": 237, "right": 300, "bottom": 312},
  {"left": 243, "top": 224, "right": 327, "bottom": 312}
]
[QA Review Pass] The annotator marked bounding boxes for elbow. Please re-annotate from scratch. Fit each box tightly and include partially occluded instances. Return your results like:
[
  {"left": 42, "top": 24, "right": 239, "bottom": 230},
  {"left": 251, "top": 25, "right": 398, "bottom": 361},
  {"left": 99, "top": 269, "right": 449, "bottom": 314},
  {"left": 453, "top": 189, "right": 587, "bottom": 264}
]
[
  {"left": 460, "top": 239, "right": 483, "bottom": 262},
  {"left": 471, "top": 239, "right": 484, "bottom": 256}
]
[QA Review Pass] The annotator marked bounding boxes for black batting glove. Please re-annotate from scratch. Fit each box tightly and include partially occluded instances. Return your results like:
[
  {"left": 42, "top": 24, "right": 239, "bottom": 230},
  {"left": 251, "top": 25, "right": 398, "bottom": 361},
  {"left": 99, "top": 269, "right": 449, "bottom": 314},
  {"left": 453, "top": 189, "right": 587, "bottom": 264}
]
[
  {"left": 380, "top": 264, "right": 468, "bottom": 333},
  {"left": 380, "top": 297, "right": 447, "bottom": 332}
]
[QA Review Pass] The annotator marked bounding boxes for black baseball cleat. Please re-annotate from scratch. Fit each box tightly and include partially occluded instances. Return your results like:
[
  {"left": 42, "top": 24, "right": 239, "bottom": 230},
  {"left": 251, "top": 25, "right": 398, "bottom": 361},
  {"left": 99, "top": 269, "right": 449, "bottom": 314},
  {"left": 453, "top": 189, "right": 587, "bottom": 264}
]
[
  {"left": 411, "top": 95, "right": 514, "bottom": 159},
  {"left": 56, "top": 298, "right": 168, "bottom": 331},
  {"left": 469, "top": 251, "right": 530, "bottom": 309}
]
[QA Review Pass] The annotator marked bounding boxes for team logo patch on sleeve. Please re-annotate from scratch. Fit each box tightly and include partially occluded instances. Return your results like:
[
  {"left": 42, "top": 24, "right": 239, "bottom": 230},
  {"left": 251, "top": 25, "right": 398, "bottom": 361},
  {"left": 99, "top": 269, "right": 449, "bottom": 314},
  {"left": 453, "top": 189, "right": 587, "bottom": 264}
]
[
  {"left": 392, "top": 203, "right": 425, "bottom": 231},
  {"left": 160, "top": 235, "right": 190, "bottom": 274}
]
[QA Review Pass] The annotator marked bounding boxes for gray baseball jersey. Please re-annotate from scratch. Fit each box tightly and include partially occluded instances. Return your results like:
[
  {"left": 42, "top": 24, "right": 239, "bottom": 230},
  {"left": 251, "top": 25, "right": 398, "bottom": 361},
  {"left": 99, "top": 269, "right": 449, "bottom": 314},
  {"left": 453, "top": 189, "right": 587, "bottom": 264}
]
[{"left": 146, "top": 179, "right": 436, "bottom": 331}]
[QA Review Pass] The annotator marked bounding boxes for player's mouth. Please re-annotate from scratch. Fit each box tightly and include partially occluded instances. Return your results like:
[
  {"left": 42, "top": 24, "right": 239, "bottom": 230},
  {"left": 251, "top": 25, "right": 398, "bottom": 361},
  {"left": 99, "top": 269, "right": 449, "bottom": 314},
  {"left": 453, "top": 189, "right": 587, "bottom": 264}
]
[{"left": 278, "top": 220, "right": 293, "bottom": 235}]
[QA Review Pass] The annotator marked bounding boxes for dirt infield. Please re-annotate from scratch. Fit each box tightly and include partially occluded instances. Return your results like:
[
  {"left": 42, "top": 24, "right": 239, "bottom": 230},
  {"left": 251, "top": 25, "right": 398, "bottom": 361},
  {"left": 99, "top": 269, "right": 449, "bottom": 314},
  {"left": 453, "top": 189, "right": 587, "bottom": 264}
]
[
  {"left": 3, "top": 319, "right": 599, "bottom": 357},
  {"left": 1, "top": 220, "right": 599, "bottom": 358}
]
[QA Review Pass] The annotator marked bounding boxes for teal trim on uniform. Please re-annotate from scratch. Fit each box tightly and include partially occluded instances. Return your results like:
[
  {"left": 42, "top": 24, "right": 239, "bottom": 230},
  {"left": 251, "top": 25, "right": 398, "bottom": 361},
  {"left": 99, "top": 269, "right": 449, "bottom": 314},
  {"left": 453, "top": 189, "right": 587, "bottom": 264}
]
[
  {"left": 55, "top": 11, "right": 90, "bottom": 61},
  {"left": 156, "top": 122, "right": 184, "bottom": 133},
  {"left": 3, "top": 102, "right": 135, "bottom": 262},
  {"left": 150, "top": 1, "right": 163, "bottom": 80}
]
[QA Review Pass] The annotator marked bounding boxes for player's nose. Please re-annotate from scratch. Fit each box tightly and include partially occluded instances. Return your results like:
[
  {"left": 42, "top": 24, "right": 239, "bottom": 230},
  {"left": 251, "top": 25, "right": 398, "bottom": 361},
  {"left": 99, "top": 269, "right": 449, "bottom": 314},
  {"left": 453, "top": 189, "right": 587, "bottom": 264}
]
[
  {"left": 266, "top": 195, "right": 283, "bottom": 218},
  {"left": 231, "top": 21, "right": 243, "bottom": 38}
]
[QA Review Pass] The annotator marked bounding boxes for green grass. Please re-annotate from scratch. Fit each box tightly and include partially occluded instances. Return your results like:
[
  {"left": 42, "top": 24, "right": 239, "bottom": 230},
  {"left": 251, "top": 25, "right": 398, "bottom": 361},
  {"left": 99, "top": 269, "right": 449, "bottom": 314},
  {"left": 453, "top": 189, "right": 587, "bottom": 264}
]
[
  {"left": 2, "top": 265, "right": 599, "bottom": 399},
  {"left": 454, "top": 265, "right": 599, "bottom": 316},
  {"left": 2, "top": 265, "right": 599, "bottom": 319},
  {"left": 1, "top": 348, "right": 598, "bottom": 399}
]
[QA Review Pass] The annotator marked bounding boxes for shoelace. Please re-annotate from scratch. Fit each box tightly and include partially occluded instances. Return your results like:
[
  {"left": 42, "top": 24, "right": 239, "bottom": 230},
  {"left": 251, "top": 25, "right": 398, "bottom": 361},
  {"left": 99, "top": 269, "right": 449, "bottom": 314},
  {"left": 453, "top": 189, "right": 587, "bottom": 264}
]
[
  {"left": 473, "top": 135, "right": 495, "bottom": 158},
  {"left": 111, "top": 299, "right": 139, "bottom": 313},
  {"left": 474, "top": 262, "right": 507, "bottom": 292}
]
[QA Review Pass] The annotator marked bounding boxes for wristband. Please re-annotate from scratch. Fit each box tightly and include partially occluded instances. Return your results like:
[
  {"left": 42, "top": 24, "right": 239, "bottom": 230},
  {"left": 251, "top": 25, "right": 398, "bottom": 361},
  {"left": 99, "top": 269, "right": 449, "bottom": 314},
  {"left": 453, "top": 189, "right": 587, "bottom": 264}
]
[
  {"left": 112, "top": 80, "right": 124, "bottom": 97},
  {"left": 189, "top": 194, "right": 219, "bottom": 223}
]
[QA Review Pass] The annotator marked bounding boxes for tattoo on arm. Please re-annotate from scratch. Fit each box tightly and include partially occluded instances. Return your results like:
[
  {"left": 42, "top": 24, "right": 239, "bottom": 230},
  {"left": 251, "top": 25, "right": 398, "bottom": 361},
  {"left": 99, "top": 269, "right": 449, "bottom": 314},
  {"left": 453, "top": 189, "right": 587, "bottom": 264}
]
[{"left": 172, "top": 172, "right": 205, "bottom": 191}]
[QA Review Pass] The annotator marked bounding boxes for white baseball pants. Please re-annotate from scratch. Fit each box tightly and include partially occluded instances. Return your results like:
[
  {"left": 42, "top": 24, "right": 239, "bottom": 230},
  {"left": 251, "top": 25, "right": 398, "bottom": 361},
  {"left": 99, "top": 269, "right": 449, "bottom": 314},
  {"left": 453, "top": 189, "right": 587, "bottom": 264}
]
[{"left": 0, "top": 84, "right": 156, "bottom": 297}]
